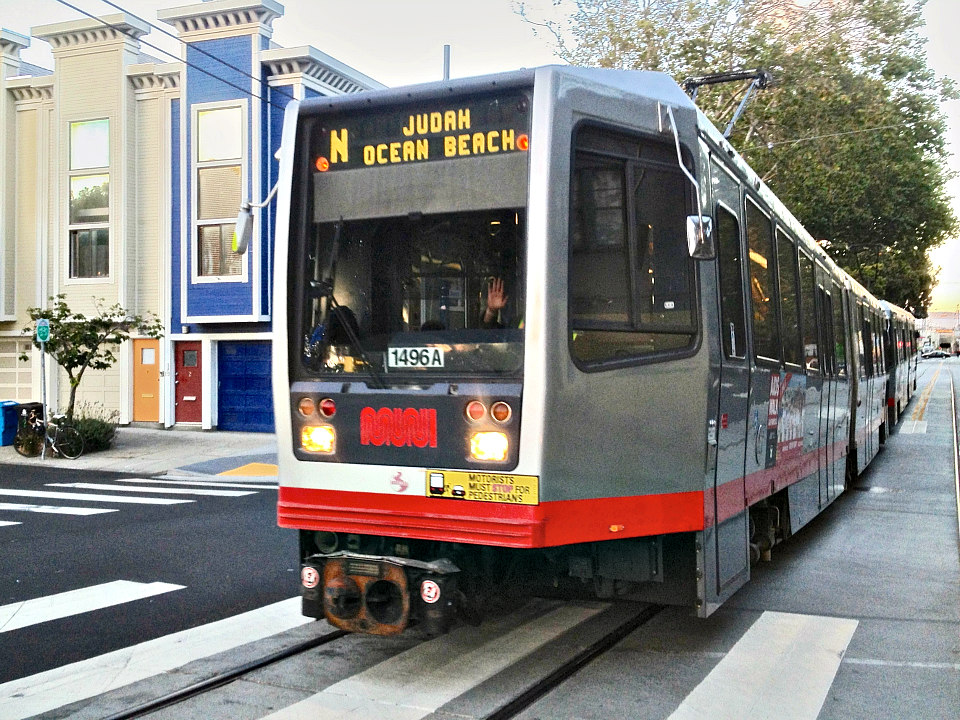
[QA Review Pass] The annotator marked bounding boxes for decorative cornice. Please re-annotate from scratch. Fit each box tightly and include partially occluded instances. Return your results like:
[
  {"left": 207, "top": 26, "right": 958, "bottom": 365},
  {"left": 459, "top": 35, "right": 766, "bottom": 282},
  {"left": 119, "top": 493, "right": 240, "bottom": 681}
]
[
  {"left": 128, "top": 62, "right": 182, "bottom": 93},
  {"left": 6, "top": 76, "right": 54, "bottom": 103},
  {"left": 261, "top": 46, "right": 383, "bottom": 96},
  {"left": 1, "top": 29, "right": 30, "bottom": 59},
  {"left": 32, "top": 13, "right": 150, "bottom": 52},
  {"left": 158, "top": 0, "right": 283, "bottom": 38}
]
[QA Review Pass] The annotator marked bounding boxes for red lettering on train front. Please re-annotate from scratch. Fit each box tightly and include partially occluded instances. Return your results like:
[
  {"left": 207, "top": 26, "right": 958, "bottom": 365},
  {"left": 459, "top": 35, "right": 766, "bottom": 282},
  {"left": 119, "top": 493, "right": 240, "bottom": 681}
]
[{"left": 359, "top": 407, "right": 437, "bottom": 448}]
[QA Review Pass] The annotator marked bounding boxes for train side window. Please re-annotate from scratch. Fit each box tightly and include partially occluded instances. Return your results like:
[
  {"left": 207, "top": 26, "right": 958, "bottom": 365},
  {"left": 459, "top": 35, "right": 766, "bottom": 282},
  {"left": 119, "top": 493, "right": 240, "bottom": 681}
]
[
  {"left": 862, "top": 313, "right": 874, "bottom": 377},
  {"left": 569, "top": 124, "right": 696, "bottom": 368},
  {"left": 776, "top": 230, "right": 803, "bottom": 366},
  {"left": 716, "top": 206, "right": 746, "bottom": 359},
  {"left": 745, "top": 199, "right": 780, "bottom": 362},
  {"left": 818, "top": 288, "right": 836, "bottom": 377},
  {"left": 832, "top": 283, "right": 846, "bottom": 376},
  {"left": 799, "top": 252, "right": 818, "bottom": 372}
]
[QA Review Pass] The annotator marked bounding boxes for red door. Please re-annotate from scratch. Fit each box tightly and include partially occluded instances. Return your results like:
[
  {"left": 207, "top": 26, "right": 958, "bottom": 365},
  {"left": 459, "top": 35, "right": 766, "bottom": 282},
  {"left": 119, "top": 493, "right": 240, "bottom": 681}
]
[{"left": 174, "top": 341, "right": 202, "bottom": 423}]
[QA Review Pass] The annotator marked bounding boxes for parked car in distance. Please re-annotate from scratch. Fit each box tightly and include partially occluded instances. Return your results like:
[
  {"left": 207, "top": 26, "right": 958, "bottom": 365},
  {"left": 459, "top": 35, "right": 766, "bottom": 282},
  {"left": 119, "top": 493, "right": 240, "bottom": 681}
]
[{"left": 921, "top": 349, "right": 951, "bottom": 359}]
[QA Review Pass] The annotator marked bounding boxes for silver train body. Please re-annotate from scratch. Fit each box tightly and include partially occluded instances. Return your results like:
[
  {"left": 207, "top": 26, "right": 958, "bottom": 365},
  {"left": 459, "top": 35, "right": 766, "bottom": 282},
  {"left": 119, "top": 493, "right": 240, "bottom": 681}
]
[{"left": 272, "top": 67, "right": 917, "bottom": 634}]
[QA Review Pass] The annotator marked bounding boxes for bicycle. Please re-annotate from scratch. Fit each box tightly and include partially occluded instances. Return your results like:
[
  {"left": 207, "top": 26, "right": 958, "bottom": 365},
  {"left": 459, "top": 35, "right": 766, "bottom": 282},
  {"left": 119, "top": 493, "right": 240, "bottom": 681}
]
[{"left": 13, "top": 407, "right": 85, "bottom": 459}]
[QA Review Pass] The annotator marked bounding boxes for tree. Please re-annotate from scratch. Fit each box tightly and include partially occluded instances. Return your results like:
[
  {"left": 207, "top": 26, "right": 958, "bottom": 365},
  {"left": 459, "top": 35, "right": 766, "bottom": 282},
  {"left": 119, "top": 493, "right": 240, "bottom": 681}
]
[
  {"left": 518, "top": 0, "right": 956, "bottom": 315},
  {"left": 21, "top": 295, "right": 163, "bottom": 421}
]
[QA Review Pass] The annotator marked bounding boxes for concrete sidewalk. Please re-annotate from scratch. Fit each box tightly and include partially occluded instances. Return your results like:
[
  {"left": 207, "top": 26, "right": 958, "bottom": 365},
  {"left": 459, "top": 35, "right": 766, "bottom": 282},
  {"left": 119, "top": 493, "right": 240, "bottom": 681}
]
[{"left": 0, "top": 426, "right": 278, "bottom": 477}]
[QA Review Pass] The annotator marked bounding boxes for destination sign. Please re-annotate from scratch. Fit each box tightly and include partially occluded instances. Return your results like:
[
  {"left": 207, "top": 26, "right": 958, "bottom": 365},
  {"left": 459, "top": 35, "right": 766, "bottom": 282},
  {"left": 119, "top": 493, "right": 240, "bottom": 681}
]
[{"left": 312, "top": 90, "right": 531, "bottom": 171}]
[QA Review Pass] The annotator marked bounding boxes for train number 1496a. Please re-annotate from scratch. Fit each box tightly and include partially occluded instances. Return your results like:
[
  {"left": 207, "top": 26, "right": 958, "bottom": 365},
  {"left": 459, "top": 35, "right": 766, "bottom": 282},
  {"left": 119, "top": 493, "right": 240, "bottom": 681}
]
[{"left": 387, "top": 346, "right": 445, "bottom": 369}]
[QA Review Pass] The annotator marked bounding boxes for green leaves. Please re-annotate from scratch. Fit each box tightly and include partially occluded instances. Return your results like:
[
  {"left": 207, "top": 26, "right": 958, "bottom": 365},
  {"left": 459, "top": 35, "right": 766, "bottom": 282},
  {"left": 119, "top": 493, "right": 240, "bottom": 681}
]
[
  {"left": 21, "top": 295, "right": 163, "bottom": 420},
  {"left": 524, "top": 0, "right": 955, "bottom": 315}
]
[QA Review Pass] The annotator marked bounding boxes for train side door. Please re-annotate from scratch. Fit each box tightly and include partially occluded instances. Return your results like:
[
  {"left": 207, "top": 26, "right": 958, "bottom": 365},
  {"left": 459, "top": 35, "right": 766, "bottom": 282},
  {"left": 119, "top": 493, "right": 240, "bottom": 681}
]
[
  {"left": 797, "top": 252, "right": 823, "bottom": 517},
  {"left": 817, "top": 284, "right": 837, "bottom": 503},
  {"left": 743, "top": 198, "right": 779, "bottom": 505},
  {"left": 706, "top": 158, "right": 751, "bottom": 611},
  {"left": 831, "top": 282, "right": 851, "bottom": 496}
]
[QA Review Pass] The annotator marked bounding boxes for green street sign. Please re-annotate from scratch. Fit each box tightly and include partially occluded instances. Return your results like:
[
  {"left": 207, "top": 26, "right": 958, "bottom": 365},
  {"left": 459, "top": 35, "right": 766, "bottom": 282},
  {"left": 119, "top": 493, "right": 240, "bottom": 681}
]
[{"left": 36, "top": 319, "right": 50, "bottom": 343}]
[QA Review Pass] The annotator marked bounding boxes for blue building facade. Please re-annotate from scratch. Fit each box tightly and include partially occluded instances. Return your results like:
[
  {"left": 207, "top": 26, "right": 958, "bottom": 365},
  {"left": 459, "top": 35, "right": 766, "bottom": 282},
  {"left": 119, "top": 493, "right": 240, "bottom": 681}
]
[{"left": 158, "top": 0, "right": 381, "bottom": 431}]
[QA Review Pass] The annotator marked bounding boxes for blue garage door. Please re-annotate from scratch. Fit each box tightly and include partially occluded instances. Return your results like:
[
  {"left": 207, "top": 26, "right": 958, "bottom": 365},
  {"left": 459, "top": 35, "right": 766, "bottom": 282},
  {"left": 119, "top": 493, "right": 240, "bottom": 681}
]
[{"left": 218, "top": 341, "right": 274, "bottom": 432}]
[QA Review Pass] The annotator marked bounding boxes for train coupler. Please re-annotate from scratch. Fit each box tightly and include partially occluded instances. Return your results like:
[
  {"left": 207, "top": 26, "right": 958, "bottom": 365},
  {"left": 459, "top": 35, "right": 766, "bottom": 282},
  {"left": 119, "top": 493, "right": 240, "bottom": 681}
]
[{"left": 301, "top": 553, "right": 460, "bottom": 636}]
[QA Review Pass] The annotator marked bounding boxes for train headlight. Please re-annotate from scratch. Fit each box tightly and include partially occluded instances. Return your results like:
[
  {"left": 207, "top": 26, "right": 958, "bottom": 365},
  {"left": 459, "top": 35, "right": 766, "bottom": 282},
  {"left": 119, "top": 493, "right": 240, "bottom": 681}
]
[
  {"left": 302, "top": 425, "right": 336, "bottom": 454},
  {"left": 470, "top": 431, "right": 508, "bottom": 462}
]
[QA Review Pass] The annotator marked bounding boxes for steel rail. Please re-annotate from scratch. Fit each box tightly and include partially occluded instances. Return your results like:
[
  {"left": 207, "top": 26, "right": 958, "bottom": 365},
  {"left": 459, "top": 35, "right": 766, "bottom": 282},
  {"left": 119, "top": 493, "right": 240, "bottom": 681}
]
[
  {"left": 100, "top": 627, "right": 348, "bottom": 720},
  {"left": 483, "top": 603, "right": 664, "bottom": 720}
]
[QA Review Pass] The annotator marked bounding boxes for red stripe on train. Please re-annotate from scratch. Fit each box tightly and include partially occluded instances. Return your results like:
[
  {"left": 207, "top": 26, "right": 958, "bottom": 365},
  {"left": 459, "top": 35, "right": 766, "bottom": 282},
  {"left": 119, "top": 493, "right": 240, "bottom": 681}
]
[{"left": 277, "top": 487, "right": 704, "bottom": 548}]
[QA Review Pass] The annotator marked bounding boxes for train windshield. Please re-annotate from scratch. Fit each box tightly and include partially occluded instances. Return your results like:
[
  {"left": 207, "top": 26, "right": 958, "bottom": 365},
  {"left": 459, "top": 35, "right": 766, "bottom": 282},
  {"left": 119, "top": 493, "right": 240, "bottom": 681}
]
[{"left": 292, "top": 89, "right": 531, "bottom": 380}]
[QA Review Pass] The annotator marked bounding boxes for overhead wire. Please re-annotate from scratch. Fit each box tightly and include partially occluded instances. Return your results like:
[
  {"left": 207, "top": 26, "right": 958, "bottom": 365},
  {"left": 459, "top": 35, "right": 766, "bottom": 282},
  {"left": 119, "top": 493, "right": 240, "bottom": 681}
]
[{"left": 50, "top": 0, "right": 293, "bottom": 111}]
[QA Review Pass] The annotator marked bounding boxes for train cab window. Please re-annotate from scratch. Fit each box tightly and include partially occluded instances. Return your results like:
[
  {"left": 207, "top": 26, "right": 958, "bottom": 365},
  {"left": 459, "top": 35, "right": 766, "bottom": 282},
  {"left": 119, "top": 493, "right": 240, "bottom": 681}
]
[
  {"left": 776, "top": 230, "right": 803, "bottom": 366},
  {"left": 745, "top": 199, "right": 780, "bottom": 362},
  {"left": 832, "top": 283, "right": 846, "bottom": 376},
  {"left": 716, "top": 206, "right": 746, "bottom": 359},
  {"left": 799, "top": 252, "right": 818, "bottom": 372},
  {"left": 569, "top": 124, "right": 696, "bottom": 367}
]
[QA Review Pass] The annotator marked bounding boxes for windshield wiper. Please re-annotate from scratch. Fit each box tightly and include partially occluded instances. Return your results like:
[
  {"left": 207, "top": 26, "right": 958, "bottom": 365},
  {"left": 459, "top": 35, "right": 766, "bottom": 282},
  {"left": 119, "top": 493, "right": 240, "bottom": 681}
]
[{"left": 310, "top": 218, "right": 386, "bottom": 389}]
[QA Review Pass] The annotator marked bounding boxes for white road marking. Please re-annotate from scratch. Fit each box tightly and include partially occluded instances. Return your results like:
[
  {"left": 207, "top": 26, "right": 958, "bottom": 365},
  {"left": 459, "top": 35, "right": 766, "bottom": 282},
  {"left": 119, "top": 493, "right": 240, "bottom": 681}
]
[
  {"left": 0, "top": 521, "right": 21, "bottom": 527},
  {"left": 261, "top": 602, "right": 607, "bottom": 720},
  {"left": 113, "top": 477, "right": 278, "bottom": 490},
  {"left": 667, "top": 611, "right": 858, "bottom": 720},
  {"left": 898, "top": 420, "right": 927, "bottom": 434},
  {"left": 844, "top": 657, "right": 960, "bottom": 670},
  {"left": 0, "top": 502, "right": 117, "bottom": 516},
  {"left": 0, "top": 489, "right": 192, "bottom": 505},
  {"left": 0, "top": 597, "right": 311, "bottom": 720},
  {"left": 0, "top": 581, "right": 185, "bottom": 634},
  {"left": 45, "top": 482, "right": 256, "bottom": 497}
]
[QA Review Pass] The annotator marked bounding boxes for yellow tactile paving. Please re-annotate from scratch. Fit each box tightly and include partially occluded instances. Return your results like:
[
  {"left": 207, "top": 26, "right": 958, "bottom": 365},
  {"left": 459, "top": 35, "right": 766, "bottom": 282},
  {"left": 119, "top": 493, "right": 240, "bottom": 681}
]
[{"left": 218, "top": 462, "right": 278, "bottom": 477}]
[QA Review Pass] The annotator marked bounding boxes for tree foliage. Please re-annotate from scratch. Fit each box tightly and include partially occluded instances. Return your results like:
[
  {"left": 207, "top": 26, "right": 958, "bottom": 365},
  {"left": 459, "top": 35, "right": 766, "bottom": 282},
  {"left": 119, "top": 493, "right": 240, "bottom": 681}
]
[
  {"left": 21, "top": 295, "right": 163, "bottom": 421},
  {"left": 518, "top": 0, "right": 956, "bottom": 315}
]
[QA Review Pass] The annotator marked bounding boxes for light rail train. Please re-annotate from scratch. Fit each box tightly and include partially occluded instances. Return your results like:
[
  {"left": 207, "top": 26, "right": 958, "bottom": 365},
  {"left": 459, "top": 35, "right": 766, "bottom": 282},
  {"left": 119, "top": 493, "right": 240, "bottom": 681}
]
[{"left": 272, "top": 66, "right": 917, "bottom": 635}]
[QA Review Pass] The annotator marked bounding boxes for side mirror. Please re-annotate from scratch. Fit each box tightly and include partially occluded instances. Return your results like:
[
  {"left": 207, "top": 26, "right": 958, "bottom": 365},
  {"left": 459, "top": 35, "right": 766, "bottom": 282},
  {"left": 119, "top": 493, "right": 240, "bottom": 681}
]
[
  {"left": 687, "top": 215, "right": 715, "bottom": 259},
  {"left": 233, "top": 203, "right": 253, "bottom": 255}
]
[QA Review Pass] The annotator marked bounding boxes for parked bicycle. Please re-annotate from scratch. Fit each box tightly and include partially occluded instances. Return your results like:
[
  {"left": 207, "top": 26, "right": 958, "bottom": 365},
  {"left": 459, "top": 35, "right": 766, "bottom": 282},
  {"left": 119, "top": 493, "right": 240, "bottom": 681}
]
[{"left": 13, "top": 407, "right": 84, "bottom": 459}]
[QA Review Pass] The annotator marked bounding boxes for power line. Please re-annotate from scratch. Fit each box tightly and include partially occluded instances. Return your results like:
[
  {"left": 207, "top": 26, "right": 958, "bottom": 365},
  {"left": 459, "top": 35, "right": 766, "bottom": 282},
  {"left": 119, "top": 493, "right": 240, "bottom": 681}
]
[
  {"left": 94, "top": 0, "right": 295, "bottom": 104},
  {"left": 763, "top": 123, "right": 903, "bottom": 148},
  {"left": 51, "top": 0, "right": 290, "bottom": 111}
]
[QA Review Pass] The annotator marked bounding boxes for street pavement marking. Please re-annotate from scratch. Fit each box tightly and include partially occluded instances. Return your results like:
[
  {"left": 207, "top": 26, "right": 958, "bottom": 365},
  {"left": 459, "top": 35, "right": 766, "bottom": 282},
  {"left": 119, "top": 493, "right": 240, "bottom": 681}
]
[
  {"left": 898, "top": 420, "right": 928, "bottom": 434},
  {"left": 218, "top": 462, "right": 278, "bottom": 476},
  {"left": 46, "top": 483, "right": 257, "bottom": 497},
  {"left": 261, "top": 602, "right": 606, "bottom": 720},
  {"left": 0, "top": 597, "right": 311, "bottom": 720},
  {"left": 0, "top": 521, "right": 20, "bottom": 527},
  {"left": 114, "top": 477, "right": 278, "bottom": 490},
  {"left": 0, "top": 489, "right": 192, "bottom": 505},
  {"left": 667, "top": 611, "right": 858, "bottom": 720},
  {"left": 0, "top": 581, "right": 185, "bottom": 634},
  {"left": 844, "top": 657, "right": 960, "bottom": 670},
  {"left": 0, "top": 502, "right": 117, "bottom": 515}
]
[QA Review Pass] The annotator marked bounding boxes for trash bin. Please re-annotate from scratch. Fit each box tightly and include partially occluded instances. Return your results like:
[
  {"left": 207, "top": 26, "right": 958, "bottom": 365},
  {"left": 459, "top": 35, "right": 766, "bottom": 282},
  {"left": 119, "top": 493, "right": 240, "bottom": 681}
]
[
  {"left": 1, "top": 402, "right": 43, "bottom": 446},
  {"left": 0, "top": 400, "right": 18, "bottom": 445}
]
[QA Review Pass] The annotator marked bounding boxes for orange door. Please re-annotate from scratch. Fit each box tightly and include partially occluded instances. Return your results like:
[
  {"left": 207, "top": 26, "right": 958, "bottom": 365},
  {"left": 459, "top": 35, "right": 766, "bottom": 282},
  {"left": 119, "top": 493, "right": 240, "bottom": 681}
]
[{"left": 133, "top": 339, "right": 160, "bottom": 422}]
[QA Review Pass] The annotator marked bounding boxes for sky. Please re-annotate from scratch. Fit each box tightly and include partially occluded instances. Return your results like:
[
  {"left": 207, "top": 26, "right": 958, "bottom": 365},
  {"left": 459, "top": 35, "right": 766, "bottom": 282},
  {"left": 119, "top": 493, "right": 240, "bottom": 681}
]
[{"left": 2, "top": 0, "right": 958, "bottom": 311}]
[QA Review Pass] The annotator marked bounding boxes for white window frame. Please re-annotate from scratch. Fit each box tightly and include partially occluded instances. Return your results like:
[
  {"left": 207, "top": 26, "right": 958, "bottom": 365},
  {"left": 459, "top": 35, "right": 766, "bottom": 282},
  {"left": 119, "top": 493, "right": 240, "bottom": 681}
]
[
  {"left": 66, "top": 117, "right": 111, "bottom": 283},
  {"left": 191, "top": 99, "right": 248, "bottom": 284}
]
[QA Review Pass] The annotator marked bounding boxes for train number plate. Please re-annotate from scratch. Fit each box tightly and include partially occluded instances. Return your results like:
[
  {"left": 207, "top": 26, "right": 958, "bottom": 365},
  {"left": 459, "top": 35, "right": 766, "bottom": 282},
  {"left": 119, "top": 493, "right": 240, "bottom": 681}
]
[{"left": 387, "top": 346, "right": 444, "bottom": 369}]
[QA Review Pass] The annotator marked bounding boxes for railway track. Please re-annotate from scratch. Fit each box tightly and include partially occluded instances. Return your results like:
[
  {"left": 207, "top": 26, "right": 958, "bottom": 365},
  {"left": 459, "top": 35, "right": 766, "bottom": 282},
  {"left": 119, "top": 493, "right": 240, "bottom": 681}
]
[{"left": 92, "top": 600, "right": 663, "bottom": 720}]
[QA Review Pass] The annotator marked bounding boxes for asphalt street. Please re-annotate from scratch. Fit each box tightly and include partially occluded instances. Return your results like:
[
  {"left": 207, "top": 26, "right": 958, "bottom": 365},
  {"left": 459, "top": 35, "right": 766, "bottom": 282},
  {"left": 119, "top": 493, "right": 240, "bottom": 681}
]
[{"left": 0, "top": 464, "right": 295, "bottom": 684}]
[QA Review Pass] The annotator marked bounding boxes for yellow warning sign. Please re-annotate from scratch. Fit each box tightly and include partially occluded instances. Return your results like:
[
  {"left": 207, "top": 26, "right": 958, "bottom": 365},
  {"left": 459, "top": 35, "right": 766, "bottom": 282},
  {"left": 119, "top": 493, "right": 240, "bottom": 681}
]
[{"left": 426, "top": 470, "right": 539, "bottom": 505}]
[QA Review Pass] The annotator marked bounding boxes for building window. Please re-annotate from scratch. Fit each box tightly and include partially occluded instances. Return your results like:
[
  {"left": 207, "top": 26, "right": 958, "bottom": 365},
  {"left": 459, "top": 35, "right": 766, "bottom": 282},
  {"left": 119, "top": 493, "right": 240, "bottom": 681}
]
[
  {"left": 196, "top": 106, "right": 244, "bottom": 278},
  {"left": 68, "top": 120, "right": 109, "bottom": 278}
]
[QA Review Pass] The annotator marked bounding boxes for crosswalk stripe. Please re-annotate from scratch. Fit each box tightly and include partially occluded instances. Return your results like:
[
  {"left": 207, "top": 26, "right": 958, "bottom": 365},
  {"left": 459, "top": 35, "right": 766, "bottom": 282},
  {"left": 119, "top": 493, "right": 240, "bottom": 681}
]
[
  {"left": 0, "top": 581, "right": 185, "bottom": 634},
  {"left": 666, "top": 611, "right": 858, "bottom": 720},
  {"left": 0, "top": 521, "right": 21, "bottom": 527},
  {"left": 113, "top": 478, "right": 278, "bottom": 490},
  {"left": 0, "top": 597, "right": 310, "bottom": 720},
  {"left": 0, "top": 502, "right": 117, "bottom": 516},
  {"left": 261, "top": 602, "right": 607, "bottom": 720},
  {"left": 0, "top": 489, "right": 192, "bottom": 505},
  {"left": 45, "top": 483, "right": 256, "bottom": 497}
]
